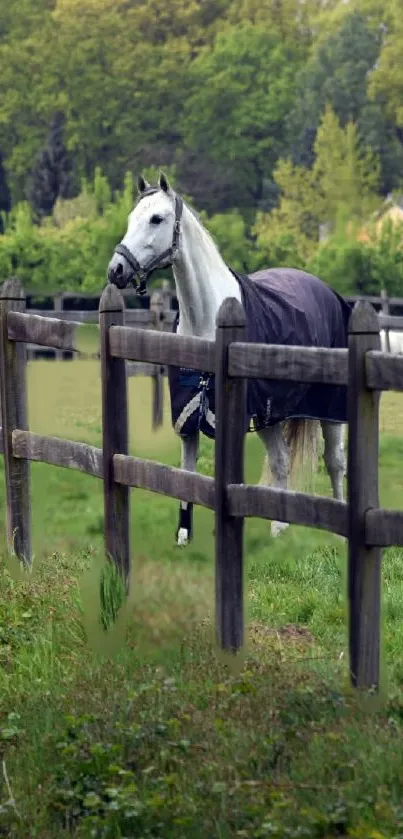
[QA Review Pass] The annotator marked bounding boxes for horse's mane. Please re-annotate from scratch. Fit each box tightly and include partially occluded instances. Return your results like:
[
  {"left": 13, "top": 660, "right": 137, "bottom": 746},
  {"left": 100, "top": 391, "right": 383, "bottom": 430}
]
[{"left": 182, "top": 198, "right": 224, "bottom": 264}]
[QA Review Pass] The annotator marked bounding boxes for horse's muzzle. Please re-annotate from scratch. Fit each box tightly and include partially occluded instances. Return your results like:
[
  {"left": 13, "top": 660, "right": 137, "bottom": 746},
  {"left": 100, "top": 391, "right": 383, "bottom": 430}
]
[{"left": 107, "top": 257, "right": 132, "bottom": 289}]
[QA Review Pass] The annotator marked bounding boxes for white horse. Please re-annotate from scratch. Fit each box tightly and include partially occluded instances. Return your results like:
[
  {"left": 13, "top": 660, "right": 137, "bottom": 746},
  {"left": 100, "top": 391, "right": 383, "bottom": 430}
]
[{"left": 107, "top": 173, "right": 347, "bottom": 546}]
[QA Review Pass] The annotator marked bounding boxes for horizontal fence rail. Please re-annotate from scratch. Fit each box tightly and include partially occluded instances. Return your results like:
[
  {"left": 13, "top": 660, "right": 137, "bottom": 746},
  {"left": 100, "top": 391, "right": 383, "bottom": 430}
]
[
  {"left": 20, "top": 315, "right": 173, "bottom": 336},
  {"left": 346, "top": 294, "right": 403, "bottom": 307},
  {"left": 8, "top": 311, "right": 78, "bottom": 351},
  {"left": 109, "top": 324, "right": 216, "bottom": 372},
  {"left": 365, "top": 351, "right": 403, "bottom": 391},
  {"left": 1, "top": 279, "right": 403, "bottom": 694},
  {"left": 113, "top": 455, "right": 215, "bottom": 508},
  {"left": 378, "top": 313, "right": 403, "bottom": 330},
  {"left": 228, "top": 344, "right": 349, "bottom": 385},
  {"left": 227, "top": 484, "right": 348, "bottom": 537},
  {"left": 12, "top": 430, "right": 103, "bottom": 478},
  {"left": 26, "top": 308, "right": 176, "bottom": 326},
  {"left": 365, "top": 509, "right": 403, "bottom": 548}
]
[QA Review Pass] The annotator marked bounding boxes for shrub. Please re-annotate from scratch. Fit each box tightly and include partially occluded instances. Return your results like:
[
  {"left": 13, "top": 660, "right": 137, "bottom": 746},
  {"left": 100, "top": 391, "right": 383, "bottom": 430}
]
[{"left": 308, "top": 220, "right": 403, "bottom": 297}]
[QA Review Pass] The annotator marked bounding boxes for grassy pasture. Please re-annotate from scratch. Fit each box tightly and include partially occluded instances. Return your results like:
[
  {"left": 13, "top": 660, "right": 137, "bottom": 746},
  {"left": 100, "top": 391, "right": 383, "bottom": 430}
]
[{"left": 0, "top": 356, "right": 402, "bottom": 837}]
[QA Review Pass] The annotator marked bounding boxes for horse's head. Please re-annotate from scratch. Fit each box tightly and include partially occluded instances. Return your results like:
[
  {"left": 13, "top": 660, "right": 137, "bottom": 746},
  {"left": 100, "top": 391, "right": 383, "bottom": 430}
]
[{"left": 107, "top": 172, "right": 183, "bottom": 295}]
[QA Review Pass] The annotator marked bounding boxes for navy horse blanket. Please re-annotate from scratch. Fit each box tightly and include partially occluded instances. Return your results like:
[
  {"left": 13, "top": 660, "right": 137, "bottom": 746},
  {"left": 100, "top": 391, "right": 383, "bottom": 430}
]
[{"left": 167, "top": 268, "right": 352, "bottom": 438}]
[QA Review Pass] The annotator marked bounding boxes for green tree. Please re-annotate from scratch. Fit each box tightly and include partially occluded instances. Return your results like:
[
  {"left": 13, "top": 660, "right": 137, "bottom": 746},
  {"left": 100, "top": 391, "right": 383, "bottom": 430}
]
[
  {"left": 1, "top": 0, "right": 401, "bottom": 226},
  {"left": 253, "top": 158, "right": 319, "bottom": 266},
  {"left": 367, "top": 0, "right": 403, "bottom": 128},
  {"left": 253, "top": 107, "right": 381, "bottom": 266},
  {"left": 313, "top": 106, "right": 380, "bottom": 225},
  {"left": 201, "top": 209, "right": 258, "bottom": 273},
  {"left": 182, "top": 22, "right": 302, "bottom": 212},
  {"left": 121, "top": 0, "right": 231, "bottom": 48},
  {"left": 0, "top": 0, "right": 196, "bottom": 202},
  {"left": 28, "top": 112, "right": 73, "bottom": 220},
  {"left": 0, "top": 15, "right": 57, "bottom": 201},
  {"left": 0, "top": 152, "right": 11, "bottom": 233},
  {"left": 286, "top": 11, "right": 403, "bottom": 195},
  {"left": 224, "top": 0, "right": 328, "bottom": 51}
]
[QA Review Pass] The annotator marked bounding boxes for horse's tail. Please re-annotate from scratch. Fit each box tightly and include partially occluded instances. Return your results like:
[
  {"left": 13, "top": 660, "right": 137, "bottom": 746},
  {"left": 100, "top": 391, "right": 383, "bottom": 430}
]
[{"left": 283, "top": 417, "right": 320, "bottom": 491}]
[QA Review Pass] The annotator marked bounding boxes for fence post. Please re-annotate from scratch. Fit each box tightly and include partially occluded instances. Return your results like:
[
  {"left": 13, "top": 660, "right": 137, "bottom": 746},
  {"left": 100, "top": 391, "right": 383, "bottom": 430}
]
[
  {"left": 215, "top": 297, "right": 247, "bottom": 653},
  {"left": 347, "top": 300, "right": 381, "bottom": 690},
  {"left": 161, "top": 278, "right": 172, "bottom": 315},
  {"left": 99, "top": 284, "right": 130, "bottom": 588},
  {"left": 0, "top": 278, "right": 31, "bottom": 565},
  {"left": 150, "top": 290, "right": 164, "bottom": 429},
  {"left": 381, "top": 288, "right": 391, "bottom": 353},
  {"left": 54, "top": 292, "right": 64, "bottom": 361}
]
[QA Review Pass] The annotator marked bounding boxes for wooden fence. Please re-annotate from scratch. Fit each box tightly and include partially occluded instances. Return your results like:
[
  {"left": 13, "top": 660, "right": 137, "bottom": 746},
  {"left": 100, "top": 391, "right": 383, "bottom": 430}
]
[
  {"left": 22, "top": 285, "right": 403, "bottom": 363},
  {"left": 1, "top": 277, "right": 403, "bottom": 692},
  {"left": 22, "top": 283, "right": 403, "bottom": 431}
]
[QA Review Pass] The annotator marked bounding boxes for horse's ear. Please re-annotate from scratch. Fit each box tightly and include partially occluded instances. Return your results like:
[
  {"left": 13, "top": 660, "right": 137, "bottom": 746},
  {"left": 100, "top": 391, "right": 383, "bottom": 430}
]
[
  {"left": 137, "top": 175, "right": 150, "bottom": 194},
  {"left": 159, "top": 171, "right": 171, "bottom": 194}
]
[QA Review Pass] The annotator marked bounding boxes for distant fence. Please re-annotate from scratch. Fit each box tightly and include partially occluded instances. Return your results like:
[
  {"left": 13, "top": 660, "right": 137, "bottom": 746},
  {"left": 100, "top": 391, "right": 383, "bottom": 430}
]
[
  {"left": 22, "top": 281, "right": 176, "bottom": 429},
  {"left": 1, "top": 278, "right": 403, "bottom": 693},
  {"left": 24, "top": 286, "right": 403, "bottom": 314},
  {"left": 24, "top": 284, "right": 175, "bottom": 430}
]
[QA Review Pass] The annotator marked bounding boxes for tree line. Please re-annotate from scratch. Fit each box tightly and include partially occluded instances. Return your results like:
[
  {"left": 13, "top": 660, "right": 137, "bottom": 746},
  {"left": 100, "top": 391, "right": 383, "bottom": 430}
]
[{"left": 0, "top": 0, "right": 403, "bottom": 295}]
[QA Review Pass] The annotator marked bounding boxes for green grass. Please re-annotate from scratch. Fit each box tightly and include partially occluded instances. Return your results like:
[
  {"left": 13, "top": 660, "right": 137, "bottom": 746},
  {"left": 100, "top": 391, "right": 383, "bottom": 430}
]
[{"left": 0, "top": 360, "right": 402, "bottom": 837}]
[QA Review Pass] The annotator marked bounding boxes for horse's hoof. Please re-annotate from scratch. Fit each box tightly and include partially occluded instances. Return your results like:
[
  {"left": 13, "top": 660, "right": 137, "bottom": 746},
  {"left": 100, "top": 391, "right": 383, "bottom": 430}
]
[
  {"left": 271, "top": 520, "right": 289, "bottom": 538},
  {"left": 177, "top": 527, "right": 190, "bottom": 547}
]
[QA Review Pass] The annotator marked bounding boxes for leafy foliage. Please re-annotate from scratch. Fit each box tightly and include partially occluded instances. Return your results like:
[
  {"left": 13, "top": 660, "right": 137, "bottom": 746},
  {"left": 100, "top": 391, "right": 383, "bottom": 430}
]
[
  {"left": 367, "top": 0, "right": 403, "bottom": 127},
  {"left": 253, "top": 106, "right": 384, "bottom": 291},
  {"left": 0, "top": 169, "right": 259, "bottom": 292},
  {"left": 313, "top": 105, "right": 380, "bottom": 224},
  {"left": 183, "top": 22, "right": 302, "bottom": 209},
  {"left": 99, "top": 558, "right": 127, "bottom": 632},
  {"left": 286, "top": 10, "right": 403, "bottom": 196},
  {"left": 0, "top": 0, "right": 403, "bottom": 295},
  {"left": 0, "top": 151, "right": 11, "bottom": 234},
  {"left": 28, "top": 112, "right": 73, "bottom": 220}
]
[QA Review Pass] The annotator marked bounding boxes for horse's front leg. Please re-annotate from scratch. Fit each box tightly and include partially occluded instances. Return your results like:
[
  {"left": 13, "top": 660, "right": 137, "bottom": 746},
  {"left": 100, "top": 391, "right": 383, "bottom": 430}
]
[
  {"left": 320, "top": 420, "right": 346, "bottom": 501},
  {"left": 258, "top": 425, "right": 290, "bottom": 538},
  {"left": 176, "top": 431, "right": 199, "bottom": 546}
]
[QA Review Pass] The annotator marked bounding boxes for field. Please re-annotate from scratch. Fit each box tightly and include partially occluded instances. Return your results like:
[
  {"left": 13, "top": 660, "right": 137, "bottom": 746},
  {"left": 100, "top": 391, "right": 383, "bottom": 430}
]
[{"left": 0, "top": 355, "right": 403, "bottom": 838}]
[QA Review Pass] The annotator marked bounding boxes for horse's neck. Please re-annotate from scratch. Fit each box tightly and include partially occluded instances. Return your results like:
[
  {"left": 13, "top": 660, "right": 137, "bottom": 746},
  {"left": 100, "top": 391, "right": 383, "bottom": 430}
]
[{"left": 172, "top": 205, "right": 242, "bottom": 339}]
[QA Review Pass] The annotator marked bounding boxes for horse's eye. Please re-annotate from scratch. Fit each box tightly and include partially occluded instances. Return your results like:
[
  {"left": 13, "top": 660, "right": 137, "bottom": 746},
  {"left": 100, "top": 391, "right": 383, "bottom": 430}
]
[{"left": 150, "top": 214, "right": 163, "bottom": 225}]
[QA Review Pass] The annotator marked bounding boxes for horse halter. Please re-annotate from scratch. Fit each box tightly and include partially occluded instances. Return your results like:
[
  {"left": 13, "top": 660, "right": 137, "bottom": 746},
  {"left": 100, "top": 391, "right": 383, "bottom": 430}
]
[{"left": 112, "top": 187, "right": 183, "bottom": 295}]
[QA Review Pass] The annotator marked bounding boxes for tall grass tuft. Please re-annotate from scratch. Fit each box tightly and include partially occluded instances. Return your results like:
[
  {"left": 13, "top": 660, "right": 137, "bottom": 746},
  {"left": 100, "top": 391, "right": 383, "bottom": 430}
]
[{"left": 99, "top": 557, "right": 127, "bottom": 631}]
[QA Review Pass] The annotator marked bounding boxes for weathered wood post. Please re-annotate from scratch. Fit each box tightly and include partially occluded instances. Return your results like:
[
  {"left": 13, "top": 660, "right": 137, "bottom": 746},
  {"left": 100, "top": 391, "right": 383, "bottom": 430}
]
[
  {"left": 215, "top": 297, "right": 247, "bottom": 652},
  {"left": 347, "top": 300, "right": 381, "bottom": 690},
  {"left": 161, "top": 278, "right": 172, "bottom": 314},
  {"left": 381, "top": 288, "right": 391, "bottom": 353},
  {"left": 53, "top": 292, "right": 64, "bottom": 361},
  {"left": 0, "top": 278, "right": 31, "bottom": 565},
  {"left": 150, "top": 290, "right": 164, "bottom": 429},
  {"left": 99, "top": 284, "right": 130, "bottom": 588}
]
